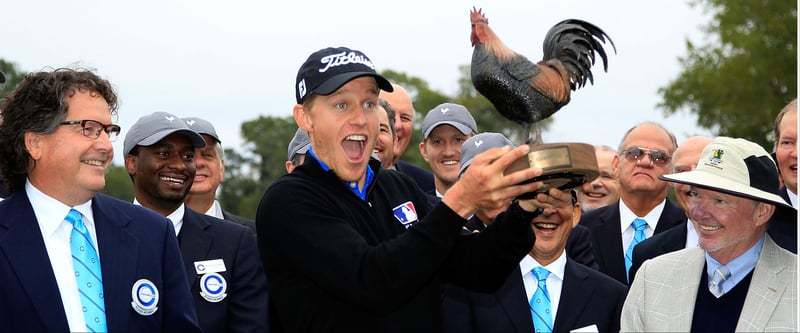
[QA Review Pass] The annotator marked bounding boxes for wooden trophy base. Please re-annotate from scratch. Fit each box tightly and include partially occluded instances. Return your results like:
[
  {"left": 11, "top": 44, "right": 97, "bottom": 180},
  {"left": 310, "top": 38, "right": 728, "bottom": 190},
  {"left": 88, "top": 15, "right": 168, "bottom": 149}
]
[{"left": 505, "top": 143, "right": 600, "bottom": 199}]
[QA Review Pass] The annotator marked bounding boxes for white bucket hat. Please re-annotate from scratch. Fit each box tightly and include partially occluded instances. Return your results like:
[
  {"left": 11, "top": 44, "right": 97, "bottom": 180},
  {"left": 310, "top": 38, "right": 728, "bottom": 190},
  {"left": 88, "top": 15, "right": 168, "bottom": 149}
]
[{"left": 660, "top": 136, "right": 794, "bottom": 210}]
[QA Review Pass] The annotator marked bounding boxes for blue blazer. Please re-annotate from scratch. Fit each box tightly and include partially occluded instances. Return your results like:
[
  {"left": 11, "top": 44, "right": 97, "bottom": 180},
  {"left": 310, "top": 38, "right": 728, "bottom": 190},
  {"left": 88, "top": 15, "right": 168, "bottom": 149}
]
[
  {"left": 395, "top": 160, "right": 435, "bottom": 194},
  {"left": 0, "top": 192, "right": 201, "bottom": 332},
  {"left": 180, "top": 208, "right": 269, "bottom": 333},
  {"left": 578, "top": 200, "right": 686, "bottom": 285},
  {"left": 442, "top": 259, "right": 628, "bottom": 333}
]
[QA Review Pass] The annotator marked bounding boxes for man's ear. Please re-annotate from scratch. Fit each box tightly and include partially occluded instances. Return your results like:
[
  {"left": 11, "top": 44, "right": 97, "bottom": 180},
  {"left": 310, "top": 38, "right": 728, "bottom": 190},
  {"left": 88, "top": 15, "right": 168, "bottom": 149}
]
[
  {"left": 219, "top": 159, "right": 225, "bottom": 182},
  {"left": 294, "top": 104, "right": 313, "bottom": 132},
  {"left": 612, "top": 154, "right": 620, "bottom": 178},
  {"left": 24, "top": 132, "right": 43, "bottom": 160},
  {"left": 124, "top": 155, "right": 137, "bottom": 178},
  {"left": 755, "top": 202, "right": 776, "bottom": 227},
  {"left": 419, "top": 141, "right": 428, "bottom": 162}
]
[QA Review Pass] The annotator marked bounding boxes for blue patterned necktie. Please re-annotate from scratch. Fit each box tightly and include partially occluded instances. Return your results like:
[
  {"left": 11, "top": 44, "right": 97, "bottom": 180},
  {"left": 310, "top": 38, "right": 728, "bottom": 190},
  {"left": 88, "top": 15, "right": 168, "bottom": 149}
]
[
  {"left": 66, "top": 209, "right": 107, "bottom": 332},
  {"left": 625, "top": 218, "right": 647, "bottom": 282},
  {"left": 709, "top": 265, "right": 731, "bottom": 298},
  {"left": 529, "top": 267, "right": 553, "bottom": 333}
]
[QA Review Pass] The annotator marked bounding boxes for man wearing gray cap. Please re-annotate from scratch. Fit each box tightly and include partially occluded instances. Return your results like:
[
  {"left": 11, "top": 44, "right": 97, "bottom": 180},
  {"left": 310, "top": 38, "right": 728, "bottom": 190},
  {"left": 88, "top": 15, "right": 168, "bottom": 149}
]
[
  {"left": 125, "top": 111, "right": 269, "bottom": 333},
  {"left": 622, "top": 137, "right": 797, "bottom": 332},
  {"left": 419, "top": 102, "right": 477, "bottom": 199},
  {"left": 285, "top": 128, "right": 311, "bottom": 173},
  {"left": 183, "top": 117, "right": 256, "bottom": 234}
]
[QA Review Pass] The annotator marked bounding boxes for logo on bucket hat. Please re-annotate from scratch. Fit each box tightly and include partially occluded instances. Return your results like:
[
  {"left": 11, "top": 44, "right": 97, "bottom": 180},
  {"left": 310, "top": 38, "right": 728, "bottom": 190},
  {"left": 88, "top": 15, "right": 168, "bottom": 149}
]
[{"left": 295, "top": 47, "right": 393, "bottom": 104}]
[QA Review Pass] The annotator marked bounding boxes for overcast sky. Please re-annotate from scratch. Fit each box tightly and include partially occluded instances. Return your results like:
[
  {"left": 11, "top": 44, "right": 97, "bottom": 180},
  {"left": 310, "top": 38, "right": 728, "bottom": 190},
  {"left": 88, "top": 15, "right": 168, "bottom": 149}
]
[{"left": 5, "top": 0, "right": 715, "bottom": 165}]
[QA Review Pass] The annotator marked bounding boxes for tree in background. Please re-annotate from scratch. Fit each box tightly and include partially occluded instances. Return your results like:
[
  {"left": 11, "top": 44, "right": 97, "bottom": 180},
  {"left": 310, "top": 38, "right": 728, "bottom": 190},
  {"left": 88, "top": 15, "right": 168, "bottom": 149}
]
[
  {"left": 100, "top": 165, "right": 134, "bottom": 202},
  {"left": 658, "top": 0, "right": 797, "bottom": 148},
  {"left": 218, "top": 148, "right": 262, "bottom": 219},
  {"left": 0, "top": 60, "right": 24, "bottom": 99}
]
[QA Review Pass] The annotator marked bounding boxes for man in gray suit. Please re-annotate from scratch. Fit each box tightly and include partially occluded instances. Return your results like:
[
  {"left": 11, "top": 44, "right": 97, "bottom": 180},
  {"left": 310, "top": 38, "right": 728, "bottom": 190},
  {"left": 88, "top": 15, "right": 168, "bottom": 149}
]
[{"left": 622, "top": 137, "right": 797, "bottom": 332}]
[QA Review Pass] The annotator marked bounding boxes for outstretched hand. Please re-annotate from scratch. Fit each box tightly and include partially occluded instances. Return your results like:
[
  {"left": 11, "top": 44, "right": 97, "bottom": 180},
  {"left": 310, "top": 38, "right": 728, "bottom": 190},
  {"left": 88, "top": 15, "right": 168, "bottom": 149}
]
[{"left": 443, "top": 145, "right": 544, "bottom": 218}]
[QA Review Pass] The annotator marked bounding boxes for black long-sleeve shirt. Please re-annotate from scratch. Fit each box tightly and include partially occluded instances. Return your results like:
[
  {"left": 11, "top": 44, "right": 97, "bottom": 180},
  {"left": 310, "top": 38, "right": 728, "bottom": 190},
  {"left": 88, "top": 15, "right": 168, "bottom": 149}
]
[{"left": 256, "top": 157, "right": 536, "bottom": 332}]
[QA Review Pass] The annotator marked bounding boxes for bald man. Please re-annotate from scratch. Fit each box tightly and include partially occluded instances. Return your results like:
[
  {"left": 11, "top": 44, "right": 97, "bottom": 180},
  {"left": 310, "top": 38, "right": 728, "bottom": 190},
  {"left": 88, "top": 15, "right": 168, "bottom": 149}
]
[
  {"left": 628, "top": 135, "right": 712, "bottom": 282},
  {"left": 380, "top": 83, "right": 435, "bottom": 193}
]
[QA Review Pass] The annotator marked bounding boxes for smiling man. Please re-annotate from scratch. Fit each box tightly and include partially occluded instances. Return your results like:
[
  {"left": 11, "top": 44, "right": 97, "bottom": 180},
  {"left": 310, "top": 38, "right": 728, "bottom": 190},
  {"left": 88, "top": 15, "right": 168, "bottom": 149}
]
[
  {"left": 622, "top": 137, "right": 797, "bottom": 332},
  {"left": 0, "top": 68, "right": 201, "bottom": 332},
  {"left": 256, "top": 46, "right": 559, "bottom": 332},
  {"left": 419, "top": 102, "right": 477, "bottom": 199},
  {"left": 579, "top": 145, "right": 620, "bottom": 212},
  {"left": 443, "top": 189, "right": 628, "bottom": 333},
  {"left": 124, "top": 112, "right": 268, "bottom": 333}
]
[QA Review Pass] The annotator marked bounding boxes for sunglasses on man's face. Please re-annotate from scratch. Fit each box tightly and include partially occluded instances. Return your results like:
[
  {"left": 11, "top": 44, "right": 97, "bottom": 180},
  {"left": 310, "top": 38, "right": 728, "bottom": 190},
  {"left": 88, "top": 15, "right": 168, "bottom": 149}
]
[{"left": 621, "top": 147, "right": 671, "bottom": 167}]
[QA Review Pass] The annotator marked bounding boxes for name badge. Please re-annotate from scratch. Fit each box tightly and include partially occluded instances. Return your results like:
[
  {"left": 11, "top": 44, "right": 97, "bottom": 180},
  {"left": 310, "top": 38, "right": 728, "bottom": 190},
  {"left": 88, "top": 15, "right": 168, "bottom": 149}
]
[{"left": 195, "top": 259, "right": 227, "bottom": 275}]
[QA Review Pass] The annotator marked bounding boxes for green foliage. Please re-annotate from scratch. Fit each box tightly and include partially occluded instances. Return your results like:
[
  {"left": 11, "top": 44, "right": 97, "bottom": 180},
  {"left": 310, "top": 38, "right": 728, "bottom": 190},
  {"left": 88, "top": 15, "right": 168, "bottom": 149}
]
[
  {"left": 240, "top": 115, "right": 299, "bottom": 183},
  {"left": 0, "top": 60, "right": 25, "bottom": 102},
  {"left": 100, "top": 164, "right": 134, "bottom": 202},
  {"left": 218, "top": 148, "right": 263, "bottom": 219},
  {"left": 658, "top": 0, "right": 797, "bottom": 148}
]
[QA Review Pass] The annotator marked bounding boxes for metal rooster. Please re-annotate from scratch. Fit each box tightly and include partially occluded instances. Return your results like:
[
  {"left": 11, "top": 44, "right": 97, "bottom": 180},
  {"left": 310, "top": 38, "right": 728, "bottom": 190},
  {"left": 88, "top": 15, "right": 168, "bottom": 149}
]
[{"left": 469, "top": 7, "right": 616, "bottom": 144}]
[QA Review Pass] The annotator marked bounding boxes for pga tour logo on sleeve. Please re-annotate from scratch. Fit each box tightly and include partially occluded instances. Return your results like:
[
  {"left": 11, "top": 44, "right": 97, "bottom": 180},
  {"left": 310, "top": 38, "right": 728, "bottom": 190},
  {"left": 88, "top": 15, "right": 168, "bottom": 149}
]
[{"left": 392, "top": 201, "right": 418, "bottom": 228}]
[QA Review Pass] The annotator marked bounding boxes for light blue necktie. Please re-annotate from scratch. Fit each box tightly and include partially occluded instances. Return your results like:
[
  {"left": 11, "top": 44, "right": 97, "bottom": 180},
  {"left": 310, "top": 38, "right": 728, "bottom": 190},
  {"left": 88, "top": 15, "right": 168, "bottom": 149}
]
[
  {"left": 530, "top": 267, "right": 553, "bottom": 333},
  {"left": 625, "top": 218, "right": 647, "bottom": 282},
  {"left": 709, "top": 265, "right": 731, "bottom": 298},
  {"left": 66, "top": 209, "right": 107, "bottom": 332}
]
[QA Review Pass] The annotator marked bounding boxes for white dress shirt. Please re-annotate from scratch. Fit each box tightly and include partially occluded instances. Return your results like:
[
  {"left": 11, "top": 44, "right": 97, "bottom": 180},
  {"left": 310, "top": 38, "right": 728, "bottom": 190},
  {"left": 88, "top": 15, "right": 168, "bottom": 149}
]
[
  {"left": 133, "top": 198, "right": 185, "bottom": 235},
  {"left": 27, "top": 180, "right": 97, "bottom": 332},
  {"left": 619, "top": 199, "right": 666, "bottom": 256},
  {"left": 520, "top": 251, "right": 567, "bottom": 323}
]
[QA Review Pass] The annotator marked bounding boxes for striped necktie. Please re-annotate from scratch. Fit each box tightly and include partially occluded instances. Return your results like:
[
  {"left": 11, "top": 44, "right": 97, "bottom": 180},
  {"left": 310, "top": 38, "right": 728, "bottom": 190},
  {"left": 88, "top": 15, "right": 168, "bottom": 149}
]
[
  {"left": 66, "top": 209, "right": 107, "bottom": 332},
  {"left": 625, "top": 218, "right": 647, "bottom": 282},
  {"left": 709, "top": 265, "right": 731, "bottom": 298},
  {"left": 530, "top": 267, "right": 553, "bottom": 333}
]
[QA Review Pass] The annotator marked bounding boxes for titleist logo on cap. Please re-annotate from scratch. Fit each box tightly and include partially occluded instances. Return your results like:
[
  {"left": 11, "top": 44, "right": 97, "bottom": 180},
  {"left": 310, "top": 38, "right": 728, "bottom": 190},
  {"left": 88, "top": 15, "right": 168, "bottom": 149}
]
[{"left": 318, "top": 51, "right": 375, "bottom": 72}]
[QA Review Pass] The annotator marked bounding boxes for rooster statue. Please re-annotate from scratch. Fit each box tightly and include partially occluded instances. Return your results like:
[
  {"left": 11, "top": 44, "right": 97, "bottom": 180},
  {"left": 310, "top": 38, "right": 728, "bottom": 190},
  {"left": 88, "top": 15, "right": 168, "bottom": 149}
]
[{"left": 470, "top": 7, "right": 615, "bottom": 143}]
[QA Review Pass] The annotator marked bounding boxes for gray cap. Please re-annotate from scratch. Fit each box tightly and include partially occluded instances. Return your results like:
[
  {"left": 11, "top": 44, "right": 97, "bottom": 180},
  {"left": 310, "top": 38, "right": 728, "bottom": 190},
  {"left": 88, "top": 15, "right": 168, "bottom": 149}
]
[
  {"left": 183, "top": 117, "right": 221, "bottom": 143},
  {"left": 123, "top": 111, "right": 206, "bottom": 156},
  {"left": 421, "top": 103, "right": 477, "bottom": 139},
  {"left": 287, "top": 128, "right": 311, "bottom": 161},
  {"left": 459, "top": 132, "right": 514, "bottom": 176}
]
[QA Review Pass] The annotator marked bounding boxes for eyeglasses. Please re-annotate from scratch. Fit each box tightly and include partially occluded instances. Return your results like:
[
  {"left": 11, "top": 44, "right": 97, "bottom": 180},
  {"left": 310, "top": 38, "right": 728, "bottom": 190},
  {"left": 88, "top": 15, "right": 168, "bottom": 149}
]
[
  {"left": 60, "top": 119, "right": 122, "bottom": 141},
  {"left": 622, "top": 146, "right": 671, "bottom": 167}
]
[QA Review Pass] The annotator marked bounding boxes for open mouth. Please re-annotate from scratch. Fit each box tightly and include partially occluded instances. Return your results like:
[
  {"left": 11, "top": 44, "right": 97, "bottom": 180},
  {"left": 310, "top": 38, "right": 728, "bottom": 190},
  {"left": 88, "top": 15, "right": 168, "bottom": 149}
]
[
  {"left": 82, "top": 159, "right": 104, "bottom": 167},
  {"left": 533, "top": 222, "right": 559, "bottom": 230},
  {"left": 699, "top": 224, "right": 723, "bottom": 231},
  {"left": 160, "top": 176, "right": 185, "bottom": 185},
  {"left": 584, "top": 191, "right": 606, "bottom": 198},
  {"left": 343, "top": 135, "right": 366, "bottom": 161},
  {"left": 442, "top": 160, "right": 458, "bottom": 166}
]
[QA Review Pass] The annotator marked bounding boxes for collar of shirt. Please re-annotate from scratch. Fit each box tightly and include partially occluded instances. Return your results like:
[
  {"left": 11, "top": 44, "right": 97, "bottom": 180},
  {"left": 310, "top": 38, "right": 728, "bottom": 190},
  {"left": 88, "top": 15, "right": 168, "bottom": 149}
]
[
  {"left": 206, "top": 199, "right": 225, "bottom": 219},
  {"left": 26, "top": 179, "right": 97, "bottom": 243},
  {"left": 618, "top": 198, "right": 666, "bottom": 253},
  {"left": 685, "top": 219, "right": 700, "bottom": 248},
  {"left": 520, "top": 250, "right": 567, "bottom": 321},
  {"left": 704, "top": 233, "right": 765, "bottom": 295},
  {"left": 308, "top": 146, "right": 376, "bottom": 200},
  {"left": 133, "top": 198, "right": 185, "bottom": 235},
  {"left": 788, "top": 190, "right": 798, "bottom": 208}
]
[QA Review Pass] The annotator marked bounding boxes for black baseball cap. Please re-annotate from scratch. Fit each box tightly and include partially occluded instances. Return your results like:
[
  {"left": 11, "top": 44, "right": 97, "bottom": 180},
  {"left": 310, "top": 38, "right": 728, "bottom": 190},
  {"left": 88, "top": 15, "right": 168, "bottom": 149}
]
[{"left": 295, "top": 47, "right": 393, "bottom": 104}]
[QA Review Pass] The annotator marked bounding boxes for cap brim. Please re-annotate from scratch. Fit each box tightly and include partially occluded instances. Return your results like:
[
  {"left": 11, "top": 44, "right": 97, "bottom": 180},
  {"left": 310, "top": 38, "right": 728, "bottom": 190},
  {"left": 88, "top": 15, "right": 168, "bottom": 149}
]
[
  {"left": 424, "top": 121, "right": 474, "bottom": 138},
  {"left": 137, "top": 129, "right": 207, "bottom": 150},
  {"left": 313, "top": 72, "right": 393, "bottom": 96},
  {"left": 660, "top": 170, "right": 795, "bottom": 210}
]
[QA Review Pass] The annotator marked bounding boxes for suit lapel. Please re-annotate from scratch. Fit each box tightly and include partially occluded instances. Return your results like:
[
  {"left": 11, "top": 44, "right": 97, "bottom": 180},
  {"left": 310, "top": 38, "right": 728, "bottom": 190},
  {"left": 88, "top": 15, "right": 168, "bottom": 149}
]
[
  {"left": 552, "top": 260, "right": 590, "bottom": 332},
  {"left": 494, "top": 267, "right": 534, "bottom": 332},
  {"left": 179, "top": 209, "right": 213, "bottom": 287},
  {"left": 595, "top": 204, "right": 627, "bottom": 283},
  {"left": 0, "top": 192, "right": 69, "bottom": 331},
  {"left": 93, "top": 194, "right": 138, "bottom": 331},
  {"left": 654, "top": 200, "right": 685, "bottom": 233},
  {"left": 737, "top": 236, "right": 791, "bottom": 331}
]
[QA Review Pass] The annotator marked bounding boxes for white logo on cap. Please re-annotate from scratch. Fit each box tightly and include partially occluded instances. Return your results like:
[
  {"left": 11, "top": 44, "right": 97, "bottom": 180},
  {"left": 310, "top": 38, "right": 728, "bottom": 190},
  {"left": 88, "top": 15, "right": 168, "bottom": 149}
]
[
  {"left": 186, "top": 120, "right": 196, "bottom": 126},
  {"left": 164, "top": 115, "right": 175, "bottom": 122},
  {"left": 318, "top": 51, "right": 375, "bottom": 73},
  {"left": 440, "top": 107, "right": 450, "bottom": 115},
  {"left": 474, "top": 139, "right": 484, "bottom": 148},
  {"left": 298, "top": 79, "right": 307, "bottom": 100}
]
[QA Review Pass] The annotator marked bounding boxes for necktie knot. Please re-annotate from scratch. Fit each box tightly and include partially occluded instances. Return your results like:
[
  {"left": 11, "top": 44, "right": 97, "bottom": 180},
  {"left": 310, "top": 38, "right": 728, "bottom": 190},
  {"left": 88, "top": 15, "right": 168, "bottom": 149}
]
[
  {"left": 532, "top": 267, "right": 550, "bottom": 282},
  {"left": 66, "top": 209, "right": 83, "bottom": 226},
  {"left": 709, "top": 265, "right": 732, "bottom": 298},
  {"left": 632, "top": 218, "right": 647, "bottom": 231}
]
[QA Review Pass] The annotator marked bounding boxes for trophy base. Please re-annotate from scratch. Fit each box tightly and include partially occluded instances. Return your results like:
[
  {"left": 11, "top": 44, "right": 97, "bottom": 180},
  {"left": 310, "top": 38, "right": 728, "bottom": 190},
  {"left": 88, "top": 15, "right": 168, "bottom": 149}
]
[{"left": 505, "top": 143, "right": 600, "bottom": 200}]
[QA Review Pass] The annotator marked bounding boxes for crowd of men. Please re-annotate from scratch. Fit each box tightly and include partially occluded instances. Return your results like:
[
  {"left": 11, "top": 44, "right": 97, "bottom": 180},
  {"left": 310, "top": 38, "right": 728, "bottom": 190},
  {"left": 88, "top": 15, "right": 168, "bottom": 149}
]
[{"left": 0, "top": 47, "right": 795, "bottom": 333}]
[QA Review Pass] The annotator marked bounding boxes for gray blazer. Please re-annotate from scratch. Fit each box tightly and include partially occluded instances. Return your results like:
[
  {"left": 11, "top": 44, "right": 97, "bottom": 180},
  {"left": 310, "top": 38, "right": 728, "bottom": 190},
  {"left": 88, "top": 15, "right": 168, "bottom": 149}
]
[{"left": 621, "top": 234, "right": 797, "bottom": 332}]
